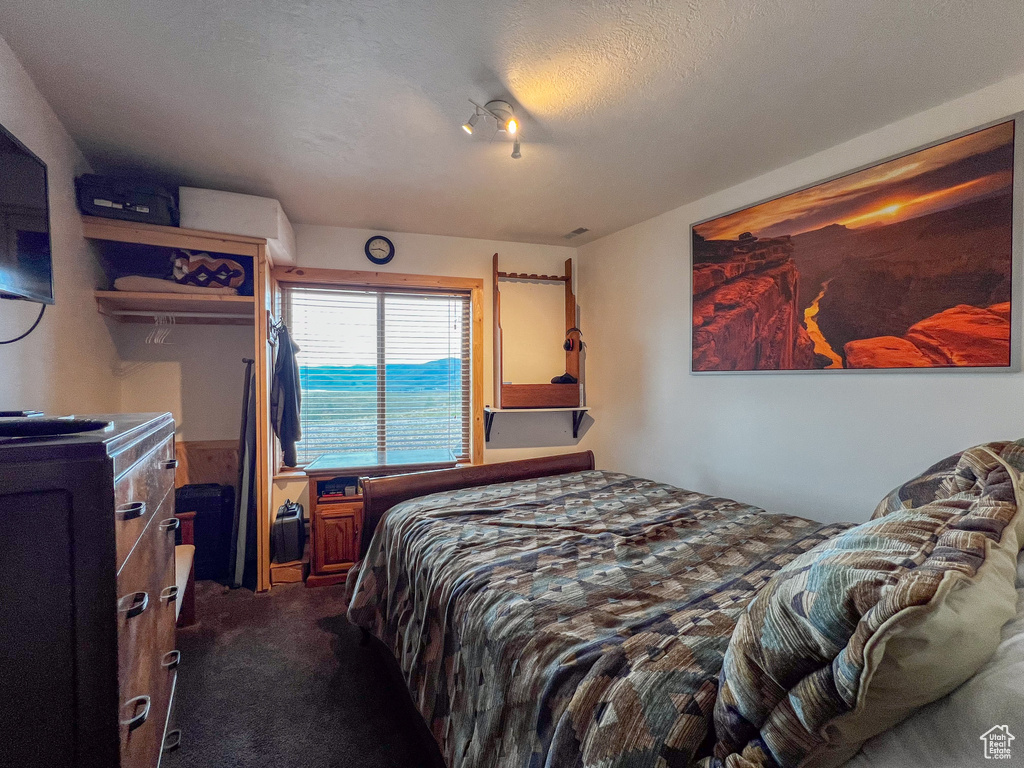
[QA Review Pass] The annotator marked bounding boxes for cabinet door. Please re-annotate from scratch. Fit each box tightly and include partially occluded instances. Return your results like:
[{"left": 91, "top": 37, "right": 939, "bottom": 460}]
[{"left": 314, "top": 512, "right": 359, "bottom": 574}]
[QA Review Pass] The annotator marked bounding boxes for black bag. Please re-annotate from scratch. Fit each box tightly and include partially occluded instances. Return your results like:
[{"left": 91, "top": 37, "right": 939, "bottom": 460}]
[
  {"left": 175, "top": 483, "right": 235, "bottom": 581},
  {"left": 75, "top": 174, "right": 180, "bottom": 226},
  {"left": 271, "top": 499, "right": 306, "bottom": 563}
]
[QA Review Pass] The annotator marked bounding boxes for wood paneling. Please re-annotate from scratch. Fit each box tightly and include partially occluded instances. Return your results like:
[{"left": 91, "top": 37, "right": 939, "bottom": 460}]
[{"left": 174, "top": 440, "right": 239, "bottom": 489}]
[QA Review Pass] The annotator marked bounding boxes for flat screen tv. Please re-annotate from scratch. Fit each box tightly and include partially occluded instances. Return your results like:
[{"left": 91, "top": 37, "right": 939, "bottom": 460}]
[{"left": 0, "top": 122, "right": 52, "bottom": 304}]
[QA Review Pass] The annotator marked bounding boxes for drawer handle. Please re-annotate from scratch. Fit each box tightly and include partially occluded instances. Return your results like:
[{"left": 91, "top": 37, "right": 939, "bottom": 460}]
[
  {"left": 117, "top": 501, "right": 146, "bottom": 521},
  {"left": 163, "top": 729, "right": 182, "bottom": 752},
  {"left": 162, "top": 650, "right": 181, "bottom": 670},
  {"left": 161, "top": 585, "right": 179, "bottom": 603},
  {"left": 159, "top": 517, "right": 180, "bottom": 533},
  {"left": 162, "top": 459, "right": 179, "bottom": 470},
  {"left": 118, "top": 591, "right": 149, "bottom": 619},
  {"left": 121, "top": 695, "right": 151, "bottom": 732}
]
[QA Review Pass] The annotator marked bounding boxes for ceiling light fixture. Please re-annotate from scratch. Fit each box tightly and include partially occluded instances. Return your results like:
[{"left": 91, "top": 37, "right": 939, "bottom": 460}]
[
  {"left": 484, "top": 101, "right": 517, "bottom": 134},
  {"left": 462, "top": 99, "right": 523, "bottom": 158}
]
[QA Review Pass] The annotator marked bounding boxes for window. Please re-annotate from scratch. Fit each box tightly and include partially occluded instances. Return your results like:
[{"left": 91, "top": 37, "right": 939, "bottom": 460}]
[{"left": 283, "top": 283, "right": 472, "bottom": 464}]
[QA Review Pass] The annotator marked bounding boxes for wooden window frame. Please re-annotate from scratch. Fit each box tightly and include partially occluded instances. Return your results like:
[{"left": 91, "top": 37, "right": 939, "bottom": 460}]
[{"left": 273, "top": 266, "right": 484, "bottom": 465}]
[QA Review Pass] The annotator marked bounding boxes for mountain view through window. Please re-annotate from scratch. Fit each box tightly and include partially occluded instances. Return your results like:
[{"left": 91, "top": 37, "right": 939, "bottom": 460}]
[{"left": 283, "top": 285, "right": 470, "bottom": 464}]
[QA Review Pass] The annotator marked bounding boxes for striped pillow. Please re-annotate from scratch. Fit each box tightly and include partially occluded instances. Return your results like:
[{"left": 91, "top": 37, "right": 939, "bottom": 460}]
[
  {"left": 872, "top": 441, "right": 1015, "bottom": 519},
  {"left": 708, "top": 442, "right": 1024, "bottom": 768}
]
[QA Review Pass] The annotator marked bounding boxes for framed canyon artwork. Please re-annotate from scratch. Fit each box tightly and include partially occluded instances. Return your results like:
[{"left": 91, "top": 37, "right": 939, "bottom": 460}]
[{"left": 691, "top": 120, "right": 1015, "bottom": 372}]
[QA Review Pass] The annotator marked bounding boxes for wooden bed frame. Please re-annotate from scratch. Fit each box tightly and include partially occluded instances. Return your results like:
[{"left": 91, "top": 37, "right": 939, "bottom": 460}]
[{"left": 360, "top": 450, "right": 596, "bottom": 554}]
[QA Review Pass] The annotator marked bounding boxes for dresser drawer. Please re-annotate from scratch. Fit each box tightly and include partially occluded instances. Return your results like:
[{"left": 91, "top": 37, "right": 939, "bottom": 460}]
[
  {"left": 117, "top": 498, "right": 178, "bottom": 768},
  {"left": 112, "top": 420, "right": 176, "bottom": 479},
  {"left": 120, "top": 662, "right": 175, "bottom": 768},
  {"left": 116, "top": 497, "right": 178, "bottom": 702},
  {"left": 115, "top": 437, "right": 176, "bottom": 572}
]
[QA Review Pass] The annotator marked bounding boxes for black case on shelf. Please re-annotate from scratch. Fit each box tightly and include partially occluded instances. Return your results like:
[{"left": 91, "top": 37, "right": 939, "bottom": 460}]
[{"left": 75, "top": 174, "right": 180, "bottom": 226}]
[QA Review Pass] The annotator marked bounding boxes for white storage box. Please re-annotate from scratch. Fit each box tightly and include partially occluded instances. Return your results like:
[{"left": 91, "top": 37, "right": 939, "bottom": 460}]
[{"left": 178, "top": 187, "right": 295, "bottom": 264}]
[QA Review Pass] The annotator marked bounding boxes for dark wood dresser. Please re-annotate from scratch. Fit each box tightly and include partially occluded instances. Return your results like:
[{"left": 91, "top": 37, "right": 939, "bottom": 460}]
[{"left": 0, "top": 413, "right": 180, "bottom": 768}]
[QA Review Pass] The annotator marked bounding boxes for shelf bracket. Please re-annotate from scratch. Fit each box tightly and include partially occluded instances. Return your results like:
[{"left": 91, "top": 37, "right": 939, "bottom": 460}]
[
  {"left": 572, "top": 409, "right": 586, "bottom": 439},
  {"left": 483, "top": 407, "right": 588, "bottom": 443}
]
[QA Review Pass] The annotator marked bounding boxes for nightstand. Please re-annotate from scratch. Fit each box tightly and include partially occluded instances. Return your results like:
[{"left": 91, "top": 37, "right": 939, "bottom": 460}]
[{"left": 304, "top": 449, "right": 456, "bottom": 587}]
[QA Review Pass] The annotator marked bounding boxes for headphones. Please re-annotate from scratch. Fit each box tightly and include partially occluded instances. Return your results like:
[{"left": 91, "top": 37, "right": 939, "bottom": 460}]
[{"left": 563, "top": 327, "right": 582, "bottom": 352}]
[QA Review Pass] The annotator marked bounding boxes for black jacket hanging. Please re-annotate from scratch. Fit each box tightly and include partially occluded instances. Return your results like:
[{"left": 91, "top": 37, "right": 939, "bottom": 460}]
[{"left": 270, "top": 325, "right": 302, "bottom": 467}]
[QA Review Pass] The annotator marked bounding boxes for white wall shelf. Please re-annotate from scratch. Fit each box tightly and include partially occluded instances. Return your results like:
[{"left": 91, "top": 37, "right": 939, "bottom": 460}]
[{"left": 483, "top": 406, "right": 590, "bottom": 441}]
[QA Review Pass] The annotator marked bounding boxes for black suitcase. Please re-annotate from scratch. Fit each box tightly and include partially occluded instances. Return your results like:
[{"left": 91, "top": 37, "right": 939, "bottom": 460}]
[
  {"left": 75, "top": 174, "right": 180, "bottom": 226},
  {"left": 175, "top": 483, "right": 235, "bottom": 580},
  {"left": 271, "top": 499, "right": 306, "bottom": 563}
]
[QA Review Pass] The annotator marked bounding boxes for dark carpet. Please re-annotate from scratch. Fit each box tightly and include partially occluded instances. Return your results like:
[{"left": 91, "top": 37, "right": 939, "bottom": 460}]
[{"left": 164, "top": 580, "right": 443, "bottom": 768}]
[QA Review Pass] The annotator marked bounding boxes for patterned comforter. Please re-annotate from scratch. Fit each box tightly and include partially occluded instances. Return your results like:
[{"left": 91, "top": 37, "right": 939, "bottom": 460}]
[{"left": 346, "top": 470, "right": 850, "bottom": 768}]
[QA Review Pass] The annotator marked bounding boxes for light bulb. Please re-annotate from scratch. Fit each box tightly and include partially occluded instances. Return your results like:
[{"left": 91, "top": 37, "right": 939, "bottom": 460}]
[
  {"left": 511, "top": 138, "right": 521, "bottom": 159},
  {"left": 462, "top": 113, "right": 478, "bottom": 135},
  {"left": 506, "top": 117, "right": 518, "bottom": 135}
]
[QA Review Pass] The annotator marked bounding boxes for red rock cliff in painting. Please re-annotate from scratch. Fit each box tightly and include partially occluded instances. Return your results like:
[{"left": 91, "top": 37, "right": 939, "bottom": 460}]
[
  {"left": 844, "top": 302, "right": 1010, "bottom": 368},
  {"left": 692, "top": 234, "right": 816, "bottom": 371}
]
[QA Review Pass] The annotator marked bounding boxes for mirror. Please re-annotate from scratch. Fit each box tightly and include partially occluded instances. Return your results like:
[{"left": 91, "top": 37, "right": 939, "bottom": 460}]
[
  {"left": 499, "top": 279, "right": 566, "bottom": 384},
  {"left": 493, "top": 255, "right": 581, "bottom": 409}
]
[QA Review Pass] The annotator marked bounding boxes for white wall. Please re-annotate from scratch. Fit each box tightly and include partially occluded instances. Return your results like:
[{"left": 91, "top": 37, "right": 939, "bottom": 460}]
[
  {"left": 113, "top": 324, "right": 252, "bottom": 442},
  {"left": 577, "top": 71, "right": 1024, "bottom": 524},
  {"left": 296, "top": 224, "right": 582, "bottom": 462},
  {"left": 0, "top": 36, "right": 120, "bottom": 415}
]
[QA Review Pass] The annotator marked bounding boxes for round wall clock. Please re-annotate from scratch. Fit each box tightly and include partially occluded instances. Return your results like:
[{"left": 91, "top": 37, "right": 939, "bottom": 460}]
[{"left": 364, "top": 235, "right": 395, "bottom": 265}]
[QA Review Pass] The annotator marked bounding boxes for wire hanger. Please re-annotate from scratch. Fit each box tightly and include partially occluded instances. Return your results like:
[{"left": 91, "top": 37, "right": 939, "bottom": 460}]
[
  {"left": 146, "top": 314, "right": 175, "bottom": 345},
  {"left": 268, "top": 314, "right": 285, "bottom": 345}
]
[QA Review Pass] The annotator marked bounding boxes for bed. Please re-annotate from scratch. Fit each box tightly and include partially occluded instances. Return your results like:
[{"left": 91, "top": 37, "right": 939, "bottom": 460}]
[{"left": 346, "top": 446, "right": 1024, "bottom": 768}]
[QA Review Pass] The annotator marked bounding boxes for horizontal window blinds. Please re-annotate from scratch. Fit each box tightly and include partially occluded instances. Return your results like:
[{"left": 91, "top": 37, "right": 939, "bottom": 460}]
[{"left": 283, "top": 285, "right": 470, "bottom": 464}]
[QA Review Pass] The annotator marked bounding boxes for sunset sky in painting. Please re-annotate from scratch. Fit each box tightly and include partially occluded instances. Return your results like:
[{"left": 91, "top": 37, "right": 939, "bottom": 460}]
[{"left": 694, "top": 121, "right": 1015, "bottom": 241}]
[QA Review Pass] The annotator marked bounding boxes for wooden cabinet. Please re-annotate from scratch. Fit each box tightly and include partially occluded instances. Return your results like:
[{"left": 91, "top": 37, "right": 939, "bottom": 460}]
[
  {"left": 311, "top": 502, "right": 362, "bottom": 581},
  {"left": 304, "top": 450, "right": 456, "bottom": 588},
  {"left": 0, "top": 413, "right": 180, "bottom": 768}
]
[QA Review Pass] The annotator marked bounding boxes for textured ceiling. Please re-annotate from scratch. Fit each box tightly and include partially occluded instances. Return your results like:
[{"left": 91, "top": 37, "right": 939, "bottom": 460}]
[{"left": 2, "top": 0, "right": 1024, "bottom": 246}]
